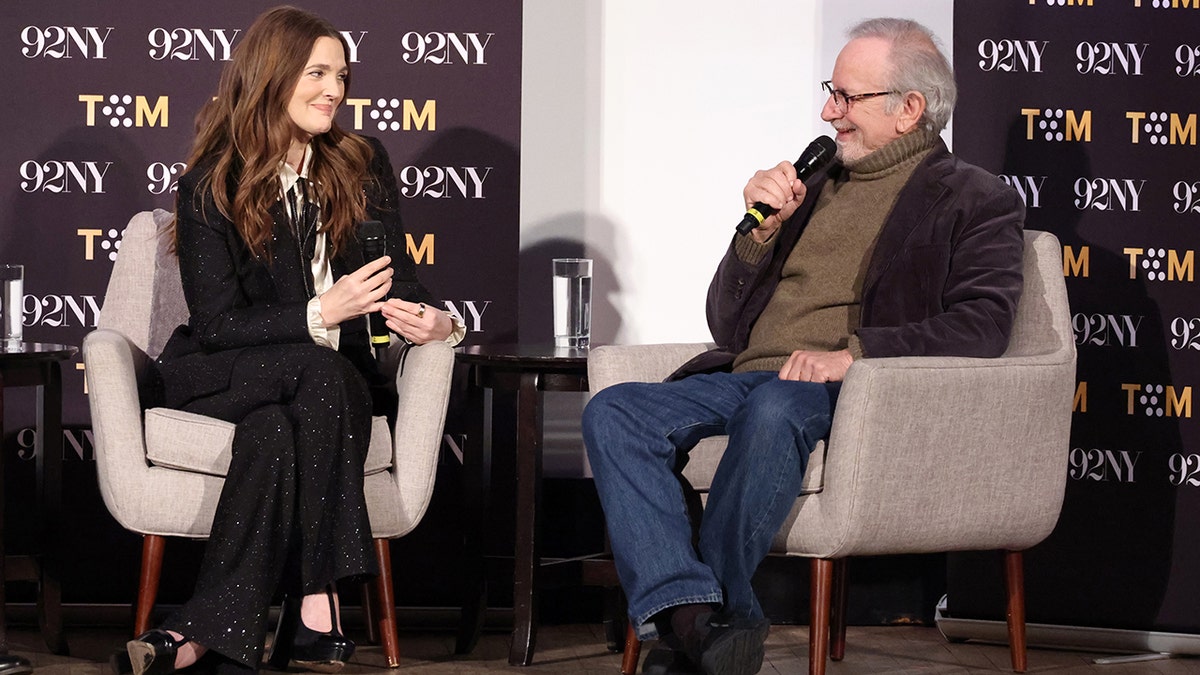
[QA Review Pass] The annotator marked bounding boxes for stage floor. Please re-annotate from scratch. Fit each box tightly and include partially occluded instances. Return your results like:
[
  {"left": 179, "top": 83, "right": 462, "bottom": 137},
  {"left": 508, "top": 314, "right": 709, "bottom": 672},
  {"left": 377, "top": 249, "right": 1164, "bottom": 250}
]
[{"left": 14, "top": 622, "right": 1200, "bottom": 674}]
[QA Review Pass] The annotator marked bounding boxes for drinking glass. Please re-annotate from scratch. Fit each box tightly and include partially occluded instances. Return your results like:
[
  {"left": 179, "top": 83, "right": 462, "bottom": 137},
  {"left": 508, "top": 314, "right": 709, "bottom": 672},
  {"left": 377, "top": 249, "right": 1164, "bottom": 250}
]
[
  {"left": 552, "top": 258, "right": 592, "bottom": 349},
  {"left": 1, "top": 264, "right": 24, "bottom": 350}
]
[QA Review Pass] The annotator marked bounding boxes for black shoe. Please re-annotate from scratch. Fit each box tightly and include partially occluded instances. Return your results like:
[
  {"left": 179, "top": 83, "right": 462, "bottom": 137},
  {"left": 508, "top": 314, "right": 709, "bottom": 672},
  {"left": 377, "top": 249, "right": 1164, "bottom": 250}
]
[
  {"left": 125, "top": 629, "right": 192, "bottom": 675},
  {"left": 0, "top": 655, "right": 32, "bottom": 675},
  {"left": 688, "top": 616, "right": 770, "bottom": 675},
  {"left": 641, "top": 645, "right": 699, "bottom": 674},
  {"left": 267, "top": 589, "right": 355, "bottom": 673}
]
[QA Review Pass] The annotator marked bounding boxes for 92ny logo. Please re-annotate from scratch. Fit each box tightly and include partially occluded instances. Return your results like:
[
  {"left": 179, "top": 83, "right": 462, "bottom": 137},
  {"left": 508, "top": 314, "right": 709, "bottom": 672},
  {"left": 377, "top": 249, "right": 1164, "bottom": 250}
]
[
  {"left": 21, "top": 25, "right": 112, "bottom": 58},
  {"left": 20, "top": 161, "right": 110, "bottom": 194}
]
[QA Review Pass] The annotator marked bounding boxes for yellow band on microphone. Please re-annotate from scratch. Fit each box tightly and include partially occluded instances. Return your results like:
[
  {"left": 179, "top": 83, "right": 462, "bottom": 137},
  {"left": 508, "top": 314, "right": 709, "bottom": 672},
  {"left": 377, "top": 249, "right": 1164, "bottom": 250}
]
[
  {"left": 370, "top": 335, "right": 390, "bottom": 345},
  {"left": 746, "top": 208, "right": 766, "bottom": 224}
]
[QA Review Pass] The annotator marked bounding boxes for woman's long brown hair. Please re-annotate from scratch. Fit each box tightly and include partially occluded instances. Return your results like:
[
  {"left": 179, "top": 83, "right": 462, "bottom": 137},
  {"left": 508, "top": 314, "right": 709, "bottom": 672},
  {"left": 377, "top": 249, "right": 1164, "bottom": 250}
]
[{"left": 178, "top": 5, "right": 373, "bottom": 259}]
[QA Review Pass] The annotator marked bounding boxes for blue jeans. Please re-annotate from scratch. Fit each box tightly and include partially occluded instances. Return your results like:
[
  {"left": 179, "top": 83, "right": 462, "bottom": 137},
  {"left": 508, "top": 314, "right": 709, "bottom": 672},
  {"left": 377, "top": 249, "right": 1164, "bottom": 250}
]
[{"left": 583, "top": 370, "right": 839, "bottom": 640}]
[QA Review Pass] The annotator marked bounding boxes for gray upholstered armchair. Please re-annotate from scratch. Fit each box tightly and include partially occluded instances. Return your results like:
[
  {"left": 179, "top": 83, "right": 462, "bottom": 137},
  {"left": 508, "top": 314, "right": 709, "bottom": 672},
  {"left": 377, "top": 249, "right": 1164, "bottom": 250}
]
[
  {"left": 82, "top": 209, "right": 455, "bottom": 668},
  {"left": 589, "top": 230, "right": 1076, "bottom": 675}
]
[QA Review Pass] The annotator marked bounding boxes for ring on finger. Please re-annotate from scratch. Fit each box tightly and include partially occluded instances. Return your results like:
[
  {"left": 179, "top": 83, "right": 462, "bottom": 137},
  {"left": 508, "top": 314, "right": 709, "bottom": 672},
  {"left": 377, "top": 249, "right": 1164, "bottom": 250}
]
[{"left": 417, "top": 302, "right": 426, "bottom": 318}]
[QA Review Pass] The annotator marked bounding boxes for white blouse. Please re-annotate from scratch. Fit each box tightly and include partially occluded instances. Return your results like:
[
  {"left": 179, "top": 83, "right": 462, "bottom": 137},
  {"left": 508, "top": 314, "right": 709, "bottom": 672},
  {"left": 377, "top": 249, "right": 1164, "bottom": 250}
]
[{"left": 279, "top": 146, "right": 339, "bottom": 350}]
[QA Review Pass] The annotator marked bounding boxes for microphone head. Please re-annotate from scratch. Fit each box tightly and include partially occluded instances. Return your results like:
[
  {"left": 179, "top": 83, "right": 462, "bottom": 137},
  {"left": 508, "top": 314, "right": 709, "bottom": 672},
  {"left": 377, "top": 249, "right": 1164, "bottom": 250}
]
[
  {"left": 357, "top": 219, "right": 385, "bottom": 242},
  {"left": 795, "top": 135, "right": 838, "bottom": 179}
]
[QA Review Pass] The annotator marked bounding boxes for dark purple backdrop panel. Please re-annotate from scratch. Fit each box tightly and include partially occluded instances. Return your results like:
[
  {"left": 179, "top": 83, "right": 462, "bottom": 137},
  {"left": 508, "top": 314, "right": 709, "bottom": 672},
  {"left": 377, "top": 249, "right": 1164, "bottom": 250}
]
[
  {"left": 0, "top": 0, "right": 520, "bottom": 604},
  {"left": 951, "top": 1, "right": 1200, "bottom": 634}
]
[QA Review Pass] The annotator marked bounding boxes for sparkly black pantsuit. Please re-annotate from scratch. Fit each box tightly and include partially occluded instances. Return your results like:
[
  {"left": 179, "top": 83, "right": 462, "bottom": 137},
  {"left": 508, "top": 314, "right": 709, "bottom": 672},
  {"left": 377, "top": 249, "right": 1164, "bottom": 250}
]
[
  {"left": 152, "top": 136, "right": 435, "bottom": 671},
  {"left": 162, "top": 345, "right": 376, "bottom": 668}
]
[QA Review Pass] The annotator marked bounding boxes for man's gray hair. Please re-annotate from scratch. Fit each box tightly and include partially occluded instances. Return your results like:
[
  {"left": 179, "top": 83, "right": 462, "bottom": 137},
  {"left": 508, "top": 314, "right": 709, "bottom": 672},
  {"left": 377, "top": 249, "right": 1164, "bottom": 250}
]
[{"left": 848, "top": 18, "right": 956, "bottom": 133}]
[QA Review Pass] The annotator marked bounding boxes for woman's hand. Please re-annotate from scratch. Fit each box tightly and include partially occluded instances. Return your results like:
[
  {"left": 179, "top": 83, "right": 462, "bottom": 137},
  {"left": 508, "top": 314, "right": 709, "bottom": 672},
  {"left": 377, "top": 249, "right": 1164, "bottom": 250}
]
[
  {"left": 317, "top": 256, "right": 393, "bottom": 326},
  {"left": 380, "top": 299, "right": 454, "bottom": 345}
]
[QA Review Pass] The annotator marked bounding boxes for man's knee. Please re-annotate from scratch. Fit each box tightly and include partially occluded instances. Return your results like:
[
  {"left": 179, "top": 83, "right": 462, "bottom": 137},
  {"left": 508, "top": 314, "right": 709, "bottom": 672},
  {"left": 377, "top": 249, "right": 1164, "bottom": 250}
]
[
  {"left": 582, "top": 382, "right": 659, "bottom": 463},
  {"left": 584, "top": 383, "right": 638, "bottom": 432},
  {"left": 742, "top": 380, "right": 831, "bottom": 423}
]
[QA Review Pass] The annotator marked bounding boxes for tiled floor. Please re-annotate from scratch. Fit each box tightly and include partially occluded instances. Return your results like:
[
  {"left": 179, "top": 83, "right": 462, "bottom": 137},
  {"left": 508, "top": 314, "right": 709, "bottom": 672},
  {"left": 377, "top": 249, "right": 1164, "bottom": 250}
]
[{"left": 12, "top": 622, "right": 1200, "bottom": 674}]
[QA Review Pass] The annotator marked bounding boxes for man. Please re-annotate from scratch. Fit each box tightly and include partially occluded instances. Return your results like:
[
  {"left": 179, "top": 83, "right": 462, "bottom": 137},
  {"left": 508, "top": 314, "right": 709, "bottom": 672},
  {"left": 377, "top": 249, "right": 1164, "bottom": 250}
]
[{"left": 582, "top": 17, "right": 1025, "bottom": 675}]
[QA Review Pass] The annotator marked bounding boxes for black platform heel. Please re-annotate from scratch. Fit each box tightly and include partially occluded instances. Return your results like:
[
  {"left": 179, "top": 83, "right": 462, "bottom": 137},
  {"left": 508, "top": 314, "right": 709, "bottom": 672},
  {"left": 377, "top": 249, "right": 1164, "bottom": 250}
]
[
  {"left": 267, "top": 588, "right": 355, "bottom": 673},
  {"left": 124, "top": 629, "right": 192, "bottom": 675}
]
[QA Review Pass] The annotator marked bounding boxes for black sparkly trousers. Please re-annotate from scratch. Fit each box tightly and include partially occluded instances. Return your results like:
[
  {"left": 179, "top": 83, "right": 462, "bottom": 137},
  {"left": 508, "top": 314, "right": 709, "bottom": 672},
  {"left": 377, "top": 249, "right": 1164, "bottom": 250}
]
[{"left": 160, "top": 344, "right": 379, "bottom": 670}]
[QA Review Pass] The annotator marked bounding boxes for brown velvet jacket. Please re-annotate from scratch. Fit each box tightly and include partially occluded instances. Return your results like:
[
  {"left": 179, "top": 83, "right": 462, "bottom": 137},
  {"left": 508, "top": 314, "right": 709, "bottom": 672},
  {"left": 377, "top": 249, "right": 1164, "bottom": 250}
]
[{"left": 679, "top": 139, "right": 1025, "bottom": 378}]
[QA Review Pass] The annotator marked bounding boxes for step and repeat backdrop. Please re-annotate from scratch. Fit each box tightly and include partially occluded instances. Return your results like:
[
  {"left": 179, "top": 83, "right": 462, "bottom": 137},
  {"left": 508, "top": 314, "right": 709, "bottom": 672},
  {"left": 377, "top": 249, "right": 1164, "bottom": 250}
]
[
  {"left": 951, "top": 1, "right": 1200, "bottom": 636},
  {"left": 0, "top": 1, "right": 520, "bottom": 604}
]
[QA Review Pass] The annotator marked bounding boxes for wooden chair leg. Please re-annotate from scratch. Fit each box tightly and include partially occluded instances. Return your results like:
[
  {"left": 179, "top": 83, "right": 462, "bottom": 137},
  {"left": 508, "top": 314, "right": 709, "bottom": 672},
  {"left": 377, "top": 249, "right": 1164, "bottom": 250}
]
[
  {"left": 373, "top": 539, "right": 401, "bottom": 668},
  {"left": 829, "top": 558, "right": 848, "bottom": 661},
  {"left": 361, "top": 581, "right": 379, "bottom": 644},
  {"left": 620, "top": 623, "right": 641, "bottom": 675},
  {"left": 134, "top": 535, "right": 165, "bottom": 636},
  {"left": 809, "top": 558, "right": 833, "bottom": 675},
  {"left": 1004, "top": 550, "right": 1028, "bottom": 673}
]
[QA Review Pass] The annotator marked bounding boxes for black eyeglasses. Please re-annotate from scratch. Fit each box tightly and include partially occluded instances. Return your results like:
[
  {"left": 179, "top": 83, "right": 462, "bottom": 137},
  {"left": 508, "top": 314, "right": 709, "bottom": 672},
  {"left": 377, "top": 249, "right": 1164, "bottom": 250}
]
[{"left": 821, "top": 80, "right": 895, "bottom": 113}]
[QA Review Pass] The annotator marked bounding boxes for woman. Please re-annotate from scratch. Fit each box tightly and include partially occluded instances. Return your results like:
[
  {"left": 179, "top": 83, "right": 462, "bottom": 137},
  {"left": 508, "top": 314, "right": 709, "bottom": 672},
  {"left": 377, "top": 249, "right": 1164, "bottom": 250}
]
[{"left": 123, "top": 6, "right": 463, "bottom": 674}]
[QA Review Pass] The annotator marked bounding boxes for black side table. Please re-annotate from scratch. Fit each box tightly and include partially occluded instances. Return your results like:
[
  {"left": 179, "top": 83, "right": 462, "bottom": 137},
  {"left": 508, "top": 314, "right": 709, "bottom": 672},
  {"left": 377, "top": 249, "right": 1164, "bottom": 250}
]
[
  {"left": 453, "top": 343, "right": 593, "bottom": 666},
  {"left": 0, "top": 342, "right": 76, "bottom": 657}
]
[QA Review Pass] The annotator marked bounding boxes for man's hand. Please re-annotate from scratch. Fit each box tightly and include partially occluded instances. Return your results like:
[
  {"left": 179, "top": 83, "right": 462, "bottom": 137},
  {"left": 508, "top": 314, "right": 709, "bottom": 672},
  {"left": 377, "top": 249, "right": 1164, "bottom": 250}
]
[
  {"left": 778, "top": 349, "right": 853, "bottom": 382},
  {"left": 742, "top": 161, "right": 809, "bottom": 243}
]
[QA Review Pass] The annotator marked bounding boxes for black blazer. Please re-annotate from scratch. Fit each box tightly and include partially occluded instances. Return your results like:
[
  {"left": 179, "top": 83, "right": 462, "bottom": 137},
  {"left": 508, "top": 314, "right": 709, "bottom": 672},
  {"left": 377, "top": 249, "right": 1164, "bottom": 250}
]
[{"left": 154, "top": 136, "right": 435, "bottom": 408}]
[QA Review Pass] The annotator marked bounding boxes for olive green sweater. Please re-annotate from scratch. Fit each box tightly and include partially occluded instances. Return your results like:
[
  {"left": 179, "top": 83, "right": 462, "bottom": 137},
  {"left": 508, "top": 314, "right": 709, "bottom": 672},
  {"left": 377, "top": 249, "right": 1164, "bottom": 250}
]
[{"left": 733, "top": 129, "right": 938, "bottom": 373}]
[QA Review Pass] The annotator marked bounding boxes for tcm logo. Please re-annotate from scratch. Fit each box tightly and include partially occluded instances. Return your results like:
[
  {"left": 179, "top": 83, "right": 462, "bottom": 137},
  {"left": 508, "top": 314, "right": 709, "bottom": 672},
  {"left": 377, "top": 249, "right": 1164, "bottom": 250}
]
[
  {"left": 1073, "top": 313, "right": 1142, "bottom": 347},
  {"left": 402, "top": 32, "right": 494, "bottom": 65},
  {"left": 1021, "top": 108, "right": 1091, "bottom": 142},
  {"left": 1074, "top": 178, "right": 1144, "bottom": 211},
  {"left": 1178, "top": 45, "right": 1200, "bottom": 76},
  {"left": 80, "top": 94, "right": 168, "bottom": 128},
  {"left": 147, "top": 162, "right": 187, "bottom": 195},
  {"left": 1064, "top": 245, "right": 1089, "bottom": 277},
  {"left": 1069, "top": 448, "right": 1140, "bottom": 483},
  {"left": 21, "top": 25, "right": 112, "bottom": 58},
  {"left": 20, "top": 160, "right": 111, "bottom": 194},
  {"left": 1125, "top": 247, "right": 1193, "bottom": 282},
  {"left": 999, "top": 175, "right": 1045, "bottom": 208},
  {"left": 399, "top": 167, "right": 492, "bottom": 199},
  {"left": 1175, "top": 181, "right": 1200, "bottom": 213},
  {"left": 78, "top": 227, "right": 124, "bottom": 262},
  {"left": 1076, "top": 42, "right": 1146, "bottom": 75},
  {"left": 1133, "top": 0, "right": 1200, "bottom": 7},
  {"left": 1127, "top": 111, "right": 1196, "bottom": 145},
  {"left": 345, "top": 98, "right": 435, "bottom": 132},
  {"left": 1123, "top": 382, "right": 1191, "bottom": 418},
  {"left": 405, "top": 233, "right": 435, "bottom": 265},
  {"left": 442, "top": 300, "right": 491, "bottom": 332},
  {"left": 147, "top": 28, "right": 240, "bottom": 61}
]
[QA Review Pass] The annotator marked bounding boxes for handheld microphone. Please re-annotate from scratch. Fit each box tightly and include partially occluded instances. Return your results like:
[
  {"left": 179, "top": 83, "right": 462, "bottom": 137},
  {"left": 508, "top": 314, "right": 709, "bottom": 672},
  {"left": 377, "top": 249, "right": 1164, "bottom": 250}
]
[
  {"left": 735, "top": 135, "right": 838, "bottom": 235},
  {"left": 356, "top": 220, "right": 391, "bottom": 359}
]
